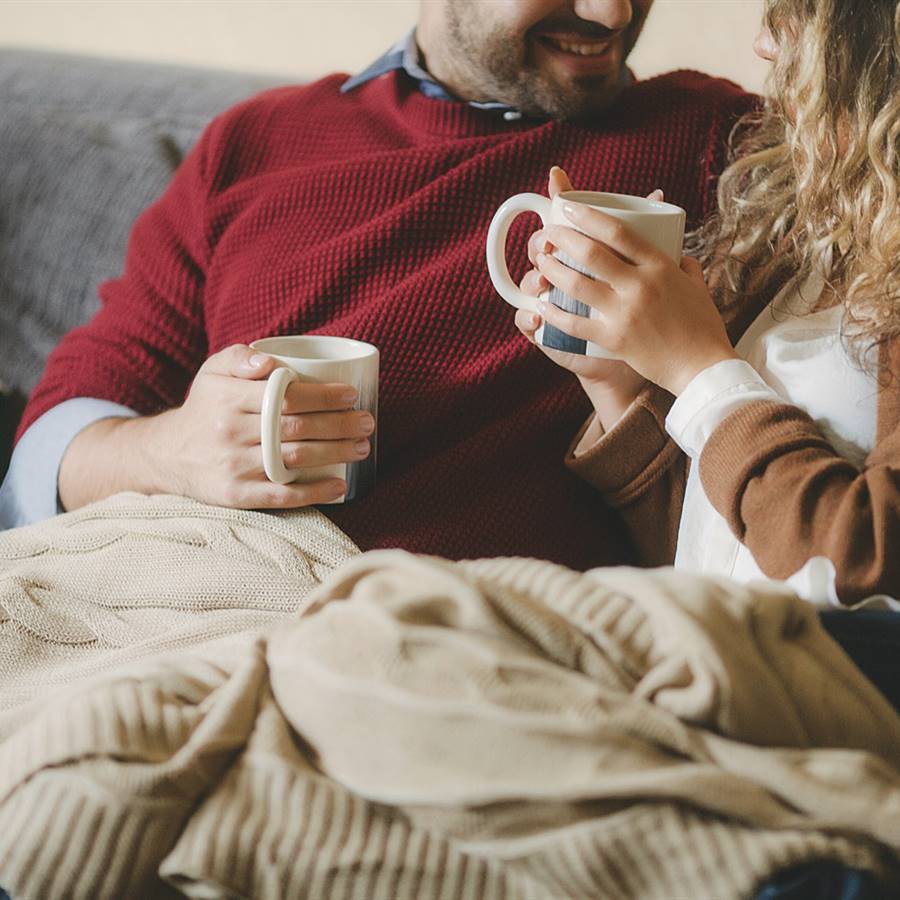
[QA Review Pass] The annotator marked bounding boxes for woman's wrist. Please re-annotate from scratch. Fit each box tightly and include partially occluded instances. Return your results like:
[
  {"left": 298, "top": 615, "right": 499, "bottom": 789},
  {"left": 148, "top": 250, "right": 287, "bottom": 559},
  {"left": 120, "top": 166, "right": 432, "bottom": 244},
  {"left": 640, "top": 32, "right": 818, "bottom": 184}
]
[
  {"left": 578, "top": 375, "right": 646, "bottom": 433},
  {"left": 665, "top": 349, "right": 741, "bottom": 397}
]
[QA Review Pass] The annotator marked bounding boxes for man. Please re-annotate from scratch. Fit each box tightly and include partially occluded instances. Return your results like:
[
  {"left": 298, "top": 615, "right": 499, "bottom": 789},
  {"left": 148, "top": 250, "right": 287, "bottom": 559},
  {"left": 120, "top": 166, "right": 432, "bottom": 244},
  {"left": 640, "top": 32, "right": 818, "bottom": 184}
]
[{"left": 0, "top": 0, "right": 753, "bottom": 569}]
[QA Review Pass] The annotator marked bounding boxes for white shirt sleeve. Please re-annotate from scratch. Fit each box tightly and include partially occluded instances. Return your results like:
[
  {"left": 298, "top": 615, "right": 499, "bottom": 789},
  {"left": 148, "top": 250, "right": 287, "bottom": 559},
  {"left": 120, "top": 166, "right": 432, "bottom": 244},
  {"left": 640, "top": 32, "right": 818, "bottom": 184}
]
[
  {"left": 664, "top": 359, "right": 782, "bottom": 459},
  {"left": 0, "top": 398, "right": 138, "bottom": 530}
]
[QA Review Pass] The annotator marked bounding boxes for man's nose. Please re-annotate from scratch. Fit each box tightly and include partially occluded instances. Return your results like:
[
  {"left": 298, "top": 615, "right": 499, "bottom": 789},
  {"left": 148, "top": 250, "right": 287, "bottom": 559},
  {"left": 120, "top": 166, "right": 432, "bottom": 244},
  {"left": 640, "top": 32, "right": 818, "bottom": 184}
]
[{"left": 572, "top": 0, "right": 633, "bottom": 31}]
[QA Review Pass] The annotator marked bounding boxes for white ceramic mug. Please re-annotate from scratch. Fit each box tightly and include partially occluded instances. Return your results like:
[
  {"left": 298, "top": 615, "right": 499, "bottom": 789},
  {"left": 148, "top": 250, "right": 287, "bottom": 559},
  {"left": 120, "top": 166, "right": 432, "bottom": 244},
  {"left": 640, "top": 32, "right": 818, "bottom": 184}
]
[
  {"left": 251, "top": 335, "right": 379, "bottom": 502},
  {"left": 486, "top": 190, "right": 686, "bottom": 358}
]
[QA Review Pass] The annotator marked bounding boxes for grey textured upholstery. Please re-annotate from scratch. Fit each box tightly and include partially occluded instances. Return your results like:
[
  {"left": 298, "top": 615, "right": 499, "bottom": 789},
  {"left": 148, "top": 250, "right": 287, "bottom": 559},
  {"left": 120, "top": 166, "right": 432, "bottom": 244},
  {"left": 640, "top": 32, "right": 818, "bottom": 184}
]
[{"left": 0, "top": 48, "right": 285, "bottom": 476}]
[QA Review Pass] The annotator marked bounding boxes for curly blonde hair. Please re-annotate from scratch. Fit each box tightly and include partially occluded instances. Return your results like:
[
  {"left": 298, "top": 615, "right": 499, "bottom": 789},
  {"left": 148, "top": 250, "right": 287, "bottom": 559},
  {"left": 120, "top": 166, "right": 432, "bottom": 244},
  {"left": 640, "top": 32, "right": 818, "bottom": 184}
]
[{"left": 689, "top": 0, "right": 900, "bottom": 378}]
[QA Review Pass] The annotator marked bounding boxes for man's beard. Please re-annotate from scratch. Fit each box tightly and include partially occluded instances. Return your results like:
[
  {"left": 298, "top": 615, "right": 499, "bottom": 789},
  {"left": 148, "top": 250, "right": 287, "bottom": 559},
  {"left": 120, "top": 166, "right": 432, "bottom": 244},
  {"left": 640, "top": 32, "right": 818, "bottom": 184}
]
[{"left": 442, "top": 1, "right": 644, "bottom": 119}]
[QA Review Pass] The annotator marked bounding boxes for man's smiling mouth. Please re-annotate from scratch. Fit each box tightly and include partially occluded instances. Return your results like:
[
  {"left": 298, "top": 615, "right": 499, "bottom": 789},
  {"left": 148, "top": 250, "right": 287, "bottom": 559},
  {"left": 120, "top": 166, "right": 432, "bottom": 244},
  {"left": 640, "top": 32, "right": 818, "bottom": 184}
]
[{"left": 540, "top": 36, "right": 615, "bottom": 57}]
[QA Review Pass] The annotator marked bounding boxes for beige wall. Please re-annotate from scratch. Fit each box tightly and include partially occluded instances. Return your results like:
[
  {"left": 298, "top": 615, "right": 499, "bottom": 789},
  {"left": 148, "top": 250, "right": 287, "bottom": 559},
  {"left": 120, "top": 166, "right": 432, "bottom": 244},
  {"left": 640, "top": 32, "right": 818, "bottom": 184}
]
[{"left": 2, "top": 0, "right": 769, "bottom": 94}]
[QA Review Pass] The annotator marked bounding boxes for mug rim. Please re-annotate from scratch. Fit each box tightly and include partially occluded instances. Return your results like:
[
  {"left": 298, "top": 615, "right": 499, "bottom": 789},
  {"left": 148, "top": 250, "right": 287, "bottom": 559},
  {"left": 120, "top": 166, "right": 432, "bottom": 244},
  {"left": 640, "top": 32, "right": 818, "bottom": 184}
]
[
  {"left": 250, "top": 334, "right": 378, "bottom": 363},
  {"left": 557, "top": 190, "right": 685, "bottom": 216}
]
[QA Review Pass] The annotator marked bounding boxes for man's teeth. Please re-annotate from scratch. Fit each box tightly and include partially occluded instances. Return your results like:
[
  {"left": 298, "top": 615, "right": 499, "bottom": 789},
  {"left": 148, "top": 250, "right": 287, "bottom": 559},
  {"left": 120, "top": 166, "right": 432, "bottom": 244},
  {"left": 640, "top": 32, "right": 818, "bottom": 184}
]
[{"left": 547, "top": 38, "right": 610, "bottom": 56}]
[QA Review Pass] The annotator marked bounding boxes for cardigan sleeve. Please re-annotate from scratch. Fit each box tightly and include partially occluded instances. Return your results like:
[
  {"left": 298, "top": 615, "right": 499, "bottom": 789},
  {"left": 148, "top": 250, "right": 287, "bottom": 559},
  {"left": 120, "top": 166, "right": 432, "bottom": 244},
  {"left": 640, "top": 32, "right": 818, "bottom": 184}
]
[
  {"left": 698, "top": 390, "right": 900, "bottom": 605},
  {"left": 565, "top": 384, "right": 688, "bottom": 567}
]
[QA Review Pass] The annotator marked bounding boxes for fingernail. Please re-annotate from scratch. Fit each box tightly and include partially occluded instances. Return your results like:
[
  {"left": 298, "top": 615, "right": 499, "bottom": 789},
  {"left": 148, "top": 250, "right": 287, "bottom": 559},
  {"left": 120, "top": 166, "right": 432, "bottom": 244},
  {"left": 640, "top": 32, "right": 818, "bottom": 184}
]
[
  {"left": 359, "top": 414, "right": 375, "bottom": 434},
  {"left": 550, "top": 165, "right": 561, "bottom": 175},
  {"left": 562, "top": 203, "right": 579, "bottom": 219},
  {"left": 536, "top": 251, "right": 548, "bottom": 266},
  {"left": 353, "top": 439, "right": 370, "bottom": 456},
  {"left": 650, "top": 189, "right": 664, "bottom": 201},
  {"left": 527, "top": 313, "right": 540, "bottom": 328},
  {"left": 341, "top": 389, "right": 358, "bottom": 405},
  {"left": 247, "top": 354, "right": 267, "bottom": 369},
  {"left": 327, "top": 480, "right": 347, "bottom": 499},
  {"left": 537, "top": 299, "right": 548, "bottom": 314}
]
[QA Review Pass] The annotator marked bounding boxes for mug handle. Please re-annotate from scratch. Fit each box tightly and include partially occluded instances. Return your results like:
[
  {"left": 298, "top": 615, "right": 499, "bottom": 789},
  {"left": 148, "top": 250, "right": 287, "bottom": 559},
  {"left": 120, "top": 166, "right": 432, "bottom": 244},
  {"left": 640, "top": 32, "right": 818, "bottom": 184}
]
[
  {"left": 486, "top": 193, "right": 552, "bottom": 311},
  {"left": 260, "top": 366, "right": 299, "bottom": 484}
]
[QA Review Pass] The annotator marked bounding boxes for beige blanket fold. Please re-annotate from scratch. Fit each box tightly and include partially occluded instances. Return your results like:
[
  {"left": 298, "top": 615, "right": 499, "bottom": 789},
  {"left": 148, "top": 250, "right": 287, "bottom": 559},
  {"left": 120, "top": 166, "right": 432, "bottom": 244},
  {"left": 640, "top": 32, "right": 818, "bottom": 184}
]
[{"left": 0, "top": 495, "right": 898, "bottom": 899}]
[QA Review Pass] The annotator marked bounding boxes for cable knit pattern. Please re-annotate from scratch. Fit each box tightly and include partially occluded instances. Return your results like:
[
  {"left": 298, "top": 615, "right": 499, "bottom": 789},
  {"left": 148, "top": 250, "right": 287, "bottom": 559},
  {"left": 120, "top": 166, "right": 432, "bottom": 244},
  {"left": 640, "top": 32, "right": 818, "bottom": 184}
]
[
  {"left": 0, "top": 510, "right": 898, "bottom": 899},
  {"left": 17, "top": 70, "right": 754, "bottom": 569}
]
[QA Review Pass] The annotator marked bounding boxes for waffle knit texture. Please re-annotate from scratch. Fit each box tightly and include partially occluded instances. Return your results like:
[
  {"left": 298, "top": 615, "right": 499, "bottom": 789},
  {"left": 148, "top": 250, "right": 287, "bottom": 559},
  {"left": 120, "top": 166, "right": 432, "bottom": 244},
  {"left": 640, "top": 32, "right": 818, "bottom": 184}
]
[
  {"left": 1, "top": 495, "right": 899, "bottom": 898},
  {"left": 17, "top": 69, "right": 754, "bottom": 570}
]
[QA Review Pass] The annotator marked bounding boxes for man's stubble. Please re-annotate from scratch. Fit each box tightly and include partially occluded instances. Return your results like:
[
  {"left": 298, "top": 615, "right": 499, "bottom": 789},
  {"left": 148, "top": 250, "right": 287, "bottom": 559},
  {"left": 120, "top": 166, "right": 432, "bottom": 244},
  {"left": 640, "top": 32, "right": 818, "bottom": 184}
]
[{"left": 439, "top": 0, "right": 644, "bottom": 120}]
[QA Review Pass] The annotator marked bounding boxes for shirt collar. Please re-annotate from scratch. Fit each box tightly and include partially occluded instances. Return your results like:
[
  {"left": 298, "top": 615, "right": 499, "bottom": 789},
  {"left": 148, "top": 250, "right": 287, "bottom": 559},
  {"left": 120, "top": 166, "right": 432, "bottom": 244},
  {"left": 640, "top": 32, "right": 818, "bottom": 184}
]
[
  {"left": 341, "top": 29, "right": 525, "bottom": 121},
  {"left": 341, "top": 28, "right": 634, "bottom": 121}
]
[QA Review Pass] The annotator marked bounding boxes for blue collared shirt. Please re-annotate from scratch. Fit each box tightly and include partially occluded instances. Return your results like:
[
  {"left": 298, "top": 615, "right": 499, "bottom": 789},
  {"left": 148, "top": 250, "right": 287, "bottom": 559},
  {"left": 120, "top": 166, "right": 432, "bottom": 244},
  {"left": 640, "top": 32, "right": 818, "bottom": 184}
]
[{"left": 341, "top": 29, "right": 525, "bottom": 121}]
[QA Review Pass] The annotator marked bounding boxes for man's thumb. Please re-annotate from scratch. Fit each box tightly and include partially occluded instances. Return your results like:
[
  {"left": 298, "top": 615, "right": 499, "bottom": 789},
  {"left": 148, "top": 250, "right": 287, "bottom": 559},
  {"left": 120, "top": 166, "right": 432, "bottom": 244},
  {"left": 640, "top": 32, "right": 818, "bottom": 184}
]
[{"left": 201, "top": 344, "right": 276, "bottom": 379}]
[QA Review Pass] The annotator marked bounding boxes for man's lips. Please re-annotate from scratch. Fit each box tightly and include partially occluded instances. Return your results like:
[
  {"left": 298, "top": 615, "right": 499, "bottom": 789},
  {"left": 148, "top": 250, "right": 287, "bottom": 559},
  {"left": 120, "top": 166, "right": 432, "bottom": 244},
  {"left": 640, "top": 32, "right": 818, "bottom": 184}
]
[{"left": 537, "top": 33, "right": 619, "bottom": 57}]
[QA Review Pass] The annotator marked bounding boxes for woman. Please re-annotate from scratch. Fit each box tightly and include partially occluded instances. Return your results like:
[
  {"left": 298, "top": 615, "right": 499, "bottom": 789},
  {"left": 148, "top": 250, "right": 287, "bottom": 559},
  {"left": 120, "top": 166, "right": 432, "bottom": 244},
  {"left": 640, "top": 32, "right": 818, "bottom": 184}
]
[{"left": 516, "top": 0, "right": 900, "bottom": 609}]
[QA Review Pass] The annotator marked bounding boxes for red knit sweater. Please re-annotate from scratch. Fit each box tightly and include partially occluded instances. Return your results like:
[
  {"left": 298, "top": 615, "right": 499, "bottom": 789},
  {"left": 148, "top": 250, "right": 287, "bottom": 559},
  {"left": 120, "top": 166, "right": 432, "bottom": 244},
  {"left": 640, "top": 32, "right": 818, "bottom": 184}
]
[{"left": 20, "top": 70, "right": 754, "bottom": 569}]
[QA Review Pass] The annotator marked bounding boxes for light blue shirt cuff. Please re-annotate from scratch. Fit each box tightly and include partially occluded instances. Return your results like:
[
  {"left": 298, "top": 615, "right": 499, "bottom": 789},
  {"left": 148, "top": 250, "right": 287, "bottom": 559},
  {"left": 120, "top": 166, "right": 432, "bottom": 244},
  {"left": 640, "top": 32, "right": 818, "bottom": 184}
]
[{"left": 0, "top": 398, "right": 138, "bottom": 530}]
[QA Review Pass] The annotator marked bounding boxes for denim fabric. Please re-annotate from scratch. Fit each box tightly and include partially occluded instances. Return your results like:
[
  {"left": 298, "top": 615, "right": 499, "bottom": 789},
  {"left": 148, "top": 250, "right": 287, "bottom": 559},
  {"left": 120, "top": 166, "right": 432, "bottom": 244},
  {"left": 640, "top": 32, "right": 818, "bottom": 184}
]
[
  {"left": 754, "top": 863, "right": 880, "bottom": 900},
  {"left": 752, "top": 610, "right": 900, "bottom": 899},
  {"left": 821, "top": 609, "right": 900, "bottom": 713}
]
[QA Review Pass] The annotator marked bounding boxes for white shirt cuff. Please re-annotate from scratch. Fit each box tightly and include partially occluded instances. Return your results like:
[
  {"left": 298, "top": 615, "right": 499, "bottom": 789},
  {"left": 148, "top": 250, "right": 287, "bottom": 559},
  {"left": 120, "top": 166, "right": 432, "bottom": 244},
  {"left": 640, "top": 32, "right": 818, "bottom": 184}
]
[{"left": 665, "top": 359, "right": 781, "bottom": 459}]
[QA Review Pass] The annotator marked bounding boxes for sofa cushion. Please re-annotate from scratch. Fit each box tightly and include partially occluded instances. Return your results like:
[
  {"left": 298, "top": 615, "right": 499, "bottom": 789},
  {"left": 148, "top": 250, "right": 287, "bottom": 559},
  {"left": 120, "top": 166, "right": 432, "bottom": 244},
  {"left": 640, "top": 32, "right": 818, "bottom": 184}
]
[{"left": 0, "top": 48, "right": 283, "bottom": 474}]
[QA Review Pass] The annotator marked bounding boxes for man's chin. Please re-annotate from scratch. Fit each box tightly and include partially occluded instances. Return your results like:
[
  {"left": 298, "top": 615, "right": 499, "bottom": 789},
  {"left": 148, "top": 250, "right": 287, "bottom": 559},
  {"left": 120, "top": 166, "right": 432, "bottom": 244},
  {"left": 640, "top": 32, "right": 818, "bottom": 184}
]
[{"left": 520, "top": 74, "right": 625, "bottom": 120}]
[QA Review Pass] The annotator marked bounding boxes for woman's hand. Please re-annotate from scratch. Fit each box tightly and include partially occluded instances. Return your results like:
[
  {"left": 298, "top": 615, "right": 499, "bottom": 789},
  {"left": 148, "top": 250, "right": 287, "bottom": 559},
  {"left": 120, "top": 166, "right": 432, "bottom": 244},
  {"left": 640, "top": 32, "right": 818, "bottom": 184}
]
[
  {"left": 515, "top": 167, "right": 646, "bottom": 429},
  {"left": 532, "top": 200, "right": 738, "bottom": 396}
]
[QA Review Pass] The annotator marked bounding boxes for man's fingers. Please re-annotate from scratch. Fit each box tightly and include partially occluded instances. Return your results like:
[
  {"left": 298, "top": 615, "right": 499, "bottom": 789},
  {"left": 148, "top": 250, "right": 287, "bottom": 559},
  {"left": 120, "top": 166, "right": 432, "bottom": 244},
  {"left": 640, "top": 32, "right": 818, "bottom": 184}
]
[
  {"left": 549, "top": 166, "right": 574, "bottom": 197},
  {"left": 242, "top": 478, "right": 349, "bottom": 509},
  {"left": 200, "top": 344, "right": 277, "bottom": 379},
  {"left": 279, "top": 410, "right": 374, "bottom": 442},
  {"left": 279, "top": 438, "right": 370, "bottom": 469},
  {"left": 239, "top": 379, "right": 360, "bottom": 415},
  {"left": 283, "top": 381, "right": 359, "bottom": 414}
]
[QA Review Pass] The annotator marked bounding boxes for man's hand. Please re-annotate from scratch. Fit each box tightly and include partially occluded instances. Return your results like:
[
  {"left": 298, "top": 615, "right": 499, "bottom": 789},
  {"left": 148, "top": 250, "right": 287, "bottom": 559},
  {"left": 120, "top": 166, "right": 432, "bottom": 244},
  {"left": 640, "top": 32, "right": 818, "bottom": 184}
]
[{"left": 58, "top": 344, "right": 374, "bottom": 512}]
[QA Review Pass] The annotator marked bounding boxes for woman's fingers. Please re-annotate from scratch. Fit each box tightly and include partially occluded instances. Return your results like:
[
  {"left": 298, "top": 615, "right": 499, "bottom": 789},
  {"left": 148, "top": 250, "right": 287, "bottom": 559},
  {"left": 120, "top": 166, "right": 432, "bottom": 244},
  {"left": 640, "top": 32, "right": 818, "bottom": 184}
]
[
  {"left": 519, "top": 268, "right": 549, "bottom": 296},
  {"left": 535, "top": 249, "right": 617, "bottom": 311},
  {"left": 541, "top": 225, "right": 635, "bottom": 287},
  {"left": 528, "top": 229, "right": 553, "bottom": 267},
  {"left": 561, "top": 203, "right": 660, "bottom": 265},
  {"left": 515, "top": 308, "right": 541, "bottom": 342},
  {"left": 536, "top": 297, "right": 605, "bottom": 345},
  {"left": 549, "top": 166, "right": 574, "bottom": 197}
]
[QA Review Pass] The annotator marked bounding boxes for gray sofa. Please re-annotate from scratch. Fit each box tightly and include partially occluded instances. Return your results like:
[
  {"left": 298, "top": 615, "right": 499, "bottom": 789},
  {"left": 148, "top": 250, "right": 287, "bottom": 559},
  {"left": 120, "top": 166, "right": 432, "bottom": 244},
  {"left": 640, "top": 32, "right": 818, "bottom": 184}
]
[{"left": 0, "top": 48, "right": 285, "bottom": 477}]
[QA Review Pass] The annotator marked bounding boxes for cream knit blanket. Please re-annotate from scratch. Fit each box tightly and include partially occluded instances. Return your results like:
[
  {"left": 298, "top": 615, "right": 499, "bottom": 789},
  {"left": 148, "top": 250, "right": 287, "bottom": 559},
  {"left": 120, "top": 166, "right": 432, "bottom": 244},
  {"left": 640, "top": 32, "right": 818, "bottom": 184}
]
[{"left": 0, "top": 494, "right": 899, "bottom": 899}]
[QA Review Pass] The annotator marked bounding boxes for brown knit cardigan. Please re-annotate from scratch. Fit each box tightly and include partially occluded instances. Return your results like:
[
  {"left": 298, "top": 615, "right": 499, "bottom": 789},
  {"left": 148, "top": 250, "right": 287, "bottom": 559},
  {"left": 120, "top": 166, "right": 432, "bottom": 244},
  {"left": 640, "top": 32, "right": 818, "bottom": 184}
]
[{"left": 566, "top": 304, "right": 900, "bottom": 605}]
